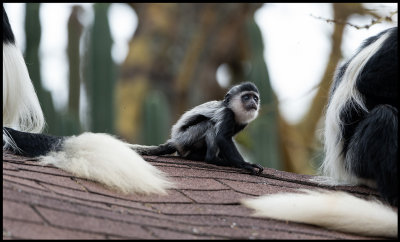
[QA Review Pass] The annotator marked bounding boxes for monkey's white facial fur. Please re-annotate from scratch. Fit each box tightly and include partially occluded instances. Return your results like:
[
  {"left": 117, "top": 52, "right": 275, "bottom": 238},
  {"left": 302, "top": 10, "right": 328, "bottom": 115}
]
[{"left": 229, "top": 91, "right": 260, "bottom": 124}]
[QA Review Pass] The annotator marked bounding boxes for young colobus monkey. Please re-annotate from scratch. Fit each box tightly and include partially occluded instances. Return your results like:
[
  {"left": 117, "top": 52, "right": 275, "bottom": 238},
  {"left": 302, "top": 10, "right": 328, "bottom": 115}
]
[
  {"left": 130, "top": 82, "right": 264, "bottom": 174},
  {"left": 2, "top": 6, "right": 173, "bottom": 195},
  {"left": 242, "top": 27, "right": 398, "bottom": 238}
]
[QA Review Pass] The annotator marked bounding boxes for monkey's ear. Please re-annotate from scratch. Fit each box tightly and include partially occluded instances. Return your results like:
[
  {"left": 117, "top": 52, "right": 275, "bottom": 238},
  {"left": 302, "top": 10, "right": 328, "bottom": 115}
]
[{"left": 224, "top": 93, "right": 231, "bottom": 104}]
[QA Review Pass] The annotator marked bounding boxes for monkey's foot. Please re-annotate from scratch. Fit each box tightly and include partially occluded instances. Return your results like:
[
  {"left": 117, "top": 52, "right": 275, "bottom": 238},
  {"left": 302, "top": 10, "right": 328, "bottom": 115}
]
[{"left": 242, "top": 163, "right": 263, "bottom": 175}]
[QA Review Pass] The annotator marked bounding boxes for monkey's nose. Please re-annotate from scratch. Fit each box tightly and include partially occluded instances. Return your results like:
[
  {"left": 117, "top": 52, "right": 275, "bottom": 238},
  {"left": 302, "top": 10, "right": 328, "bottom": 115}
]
[{"left": 248, "top": 103, "right": 258, "bottom": 110}]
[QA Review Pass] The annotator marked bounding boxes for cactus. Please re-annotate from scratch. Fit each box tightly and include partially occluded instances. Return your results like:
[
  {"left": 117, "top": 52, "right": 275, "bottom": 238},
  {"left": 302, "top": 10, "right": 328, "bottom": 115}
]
[
  {"left": 24, "top": 3, "right": 58, "bottom": 134},
  {"left": 141, "top": 90, "right": 171, "bottom": 145},
  {"left": 243, "top": 18, "right": 282, "bottom": 170},
  {"left": 84, "top": 3, "right": 116, "bottom": 133}
]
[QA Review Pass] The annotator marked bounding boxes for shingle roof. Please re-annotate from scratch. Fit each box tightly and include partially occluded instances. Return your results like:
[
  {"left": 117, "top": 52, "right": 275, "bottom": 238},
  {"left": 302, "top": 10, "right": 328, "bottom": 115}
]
[{"left": 3, "top": 151, "right": 385, "bottom": 239}]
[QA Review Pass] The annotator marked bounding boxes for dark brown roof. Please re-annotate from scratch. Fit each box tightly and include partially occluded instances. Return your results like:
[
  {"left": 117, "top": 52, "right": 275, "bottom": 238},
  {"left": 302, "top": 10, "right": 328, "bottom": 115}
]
[{"left": 3, "top": 151, "right": 385, "bottom": 239}]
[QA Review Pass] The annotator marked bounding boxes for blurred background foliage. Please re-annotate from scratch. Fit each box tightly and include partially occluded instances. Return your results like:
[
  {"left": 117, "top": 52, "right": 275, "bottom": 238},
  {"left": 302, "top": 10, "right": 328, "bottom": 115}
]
[{"left": 15, "top": 3, "right": 396, "bottom": 174}]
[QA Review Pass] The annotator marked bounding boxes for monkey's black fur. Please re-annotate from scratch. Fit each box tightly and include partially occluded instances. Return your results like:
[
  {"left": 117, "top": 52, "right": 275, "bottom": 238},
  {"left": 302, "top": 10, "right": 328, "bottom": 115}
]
[
  {"left": 3, "top": 127, "right": 65, "bottom": 157},
  {"left": 333, "top": 27, "right": 398, "bottom": 206},
  {"left": 346, "top": 105, "right": 397, "bottom": 205}
]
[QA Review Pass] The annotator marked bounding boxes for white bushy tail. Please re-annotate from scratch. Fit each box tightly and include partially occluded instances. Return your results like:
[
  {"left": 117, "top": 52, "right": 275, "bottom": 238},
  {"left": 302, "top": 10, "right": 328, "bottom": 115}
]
[
  {"left": 40, "top": 132, "right": 174, "bottom": 195},
  {"left": 241, "top": 190, "right": 397, "bottom": 238}
]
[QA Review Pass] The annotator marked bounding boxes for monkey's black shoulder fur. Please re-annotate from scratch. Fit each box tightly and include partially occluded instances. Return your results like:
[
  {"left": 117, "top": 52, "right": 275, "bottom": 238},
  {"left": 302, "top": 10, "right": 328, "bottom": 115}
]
[{"left": 357, "top": 27, "right": 398, "bottom": 109}]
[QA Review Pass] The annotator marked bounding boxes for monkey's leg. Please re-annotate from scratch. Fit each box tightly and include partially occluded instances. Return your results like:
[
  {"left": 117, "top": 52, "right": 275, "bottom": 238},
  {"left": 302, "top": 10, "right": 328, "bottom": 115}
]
[
  {"left": 346, "top": 105, "right": 398, "bottom": 206},
  {"left": 216, "top": 135, "right": 263, "bottom": 174},
  {"left": 184, "top": 132, "right": 221, "bottom": 163},
  {"left": 203, "top": 131, "right": 230, "bottom": 166}
]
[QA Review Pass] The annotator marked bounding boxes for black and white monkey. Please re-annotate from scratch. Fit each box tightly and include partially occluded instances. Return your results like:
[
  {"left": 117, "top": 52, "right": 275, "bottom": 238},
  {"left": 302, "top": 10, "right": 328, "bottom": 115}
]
[
  {"left": 242, "top": 27, "right": 398, "bottom": 238},
  {"left": 130, "top": 82, "right": 264, "bottom": 174},
  {"left": 2, "top": 6, "right": 173, "bottom": 195}
]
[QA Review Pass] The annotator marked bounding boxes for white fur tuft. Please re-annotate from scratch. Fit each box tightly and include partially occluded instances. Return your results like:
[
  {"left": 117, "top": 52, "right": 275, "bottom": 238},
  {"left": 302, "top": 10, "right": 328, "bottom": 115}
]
[
  {"left": 3, "top": 43, "right": 45, "bottom": 133},
  {"left": 242, "top": 190, "right": 398, "bottom": 238},
  {"left": 3, "top": 43, "right": 45, "bottom": 151},
  {"left": 321, "top": 31, "right": 392, "bottom": 185},
  {"left": 39, "top": 132, "right": 175, "bottom": 195}
]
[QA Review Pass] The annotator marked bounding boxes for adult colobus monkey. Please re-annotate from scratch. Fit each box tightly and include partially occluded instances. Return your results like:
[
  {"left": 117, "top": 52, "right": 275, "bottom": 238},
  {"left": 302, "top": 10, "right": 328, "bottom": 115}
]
[
  {"left": 130, "top": 82, "right": 264, "bottom": 174},
  {"left": 2, "top": 6, "right": 174, "bottom": 195},
  {"left": 242, "top": 27, "right": 398, "bottom": 238}
]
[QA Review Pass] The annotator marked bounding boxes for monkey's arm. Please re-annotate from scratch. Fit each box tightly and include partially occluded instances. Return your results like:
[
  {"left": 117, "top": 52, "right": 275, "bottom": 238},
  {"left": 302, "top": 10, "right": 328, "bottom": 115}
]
[{"left": 215, "top": 110, "right": 263, "bottom": 174}]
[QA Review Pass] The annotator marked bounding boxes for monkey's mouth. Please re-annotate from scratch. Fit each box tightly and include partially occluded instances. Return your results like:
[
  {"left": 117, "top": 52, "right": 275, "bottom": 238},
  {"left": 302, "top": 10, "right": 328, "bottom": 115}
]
[{"left": 246, "top": 104, "right": 258, "bottom": 111}]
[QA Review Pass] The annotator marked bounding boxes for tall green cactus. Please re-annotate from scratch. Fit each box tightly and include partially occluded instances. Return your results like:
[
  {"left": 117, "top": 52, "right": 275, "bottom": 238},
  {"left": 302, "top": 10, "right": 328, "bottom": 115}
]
[
  {"left": 24, "top": 3, "right": 58, "bottom": 134},
  {"left": 24, "top": 3, "right": 41, "bottom": 90},
  {"left": 84, "top": 3, "right": 116, "bottom": 133},
  {"left": 243, "top": 18, "right": 282, "bottom": 170},
  {"left": 141, "top": 90, "right": 171, "bottom": 145}
]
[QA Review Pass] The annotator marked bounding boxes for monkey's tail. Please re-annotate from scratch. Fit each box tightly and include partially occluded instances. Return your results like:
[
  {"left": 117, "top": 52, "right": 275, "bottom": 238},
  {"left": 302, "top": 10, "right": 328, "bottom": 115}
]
[
  {"left": 3, "top": 128, "right": 175, "bottom": 195},
  {"left": 128, "top": 141, "right": 177, "bottom": 156},
  {"left": 241, "top": 190, "right": 398, "bottom": 238}
]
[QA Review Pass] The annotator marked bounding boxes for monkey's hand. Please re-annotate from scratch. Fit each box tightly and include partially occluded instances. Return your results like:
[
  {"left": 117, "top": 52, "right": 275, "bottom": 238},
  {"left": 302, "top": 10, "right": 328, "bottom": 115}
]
[{"left": 242, "top": 163, "right": 264, "bottom": 175}]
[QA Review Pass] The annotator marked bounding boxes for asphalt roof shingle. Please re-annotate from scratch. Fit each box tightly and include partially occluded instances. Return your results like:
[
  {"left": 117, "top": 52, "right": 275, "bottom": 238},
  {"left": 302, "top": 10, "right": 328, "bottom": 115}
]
[{"left": 3, "top": 151, "right": 385, "bottom": 239}]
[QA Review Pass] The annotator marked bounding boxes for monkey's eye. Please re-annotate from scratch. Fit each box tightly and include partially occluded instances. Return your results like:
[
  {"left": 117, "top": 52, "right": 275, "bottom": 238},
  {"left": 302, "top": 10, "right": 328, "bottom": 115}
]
[
  {"left": 253, "top": 96, "right": 259, "bottom": 102},
  {"left": 242, "top": 94, "right": 250, "bottom": 101}
]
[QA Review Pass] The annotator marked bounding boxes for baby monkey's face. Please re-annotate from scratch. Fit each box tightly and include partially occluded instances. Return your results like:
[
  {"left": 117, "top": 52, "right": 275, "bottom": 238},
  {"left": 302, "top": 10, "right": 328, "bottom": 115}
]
[
  {"left": 229, "top": 91, "right": 260, "bottom": 124},
  {"left": 241, "top": 92, "right": 259, "bottom": 112}
]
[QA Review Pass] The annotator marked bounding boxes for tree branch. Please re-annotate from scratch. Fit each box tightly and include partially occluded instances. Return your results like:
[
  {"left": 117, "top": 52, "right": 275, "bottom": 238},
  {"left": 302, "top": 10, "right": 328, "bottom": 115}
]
[{"left": 310, "top": 10, "right": 397, "bottom": 30}]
